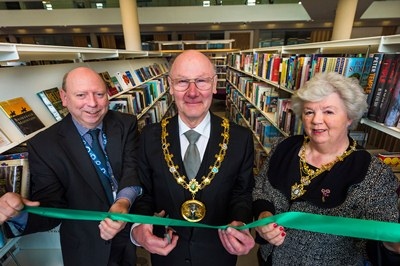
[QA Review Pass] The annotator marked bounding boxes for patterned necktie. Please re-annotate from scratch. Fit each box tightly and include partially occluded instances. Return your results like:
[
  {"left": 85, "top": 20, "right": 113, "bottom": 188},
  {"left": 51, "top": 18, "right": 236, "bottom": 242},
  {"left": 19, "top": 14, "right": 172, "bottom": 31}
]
[
  {"left": 183, "top": 130, "right": 201, "bottom": 180},
  {"left": 88, "top": 129, "right": 113, "bottom": 204}
]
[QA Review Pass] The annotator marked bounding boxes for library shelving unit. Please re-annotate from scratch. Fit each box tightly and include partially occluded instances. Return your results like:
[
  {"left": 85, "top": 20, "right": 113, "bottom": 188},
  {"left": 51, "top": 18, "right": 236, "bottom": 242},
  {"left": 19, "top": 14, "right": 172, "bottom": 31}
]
[
  {"left": 0, "top": 42, "right": 173, "bottom": 264},
  {"left": 225, "top": 34, "right": 400, "bottom": 160},
  {"left": 0, "top": 43, "right": 173, "bottom": 154},
  {"left": 148, "top": 39, "right": 237, "bottom": 54},
  {"left": 210, "top": 55, "right": 228, "bottom": 100}
]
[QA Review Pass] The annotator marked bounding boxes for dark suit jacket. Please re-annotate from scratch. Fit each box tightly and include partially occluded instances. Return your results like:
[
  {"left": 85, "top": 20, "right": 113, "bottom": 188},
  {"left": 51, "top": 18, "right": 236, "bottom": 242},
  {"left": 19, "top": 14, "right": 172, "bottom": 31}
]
[
  {"left": 20, "top": 111, "right": 140, "bottom": 266},
  {"left": 134, "top": 113, "right": 254, "bottom": 266}
]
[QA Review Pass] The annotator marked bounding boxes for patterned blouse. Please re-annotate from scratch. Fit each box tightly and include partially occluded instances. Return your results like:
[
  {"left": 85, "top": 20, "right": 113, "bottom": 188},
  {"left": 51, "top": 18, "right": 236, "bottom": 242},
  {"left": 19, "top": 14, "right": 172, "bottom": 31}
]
[{"left": 252, "top": 135, "right": 399, "bottom": 265}]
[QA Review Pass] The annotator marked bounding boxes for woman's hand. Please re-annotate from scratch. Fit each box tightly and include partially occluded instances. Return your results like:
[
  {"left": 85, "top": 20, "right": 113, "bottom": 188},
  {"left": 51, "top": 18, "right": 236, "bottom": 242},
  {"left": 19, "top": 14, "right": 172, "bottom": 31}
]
[{"left": 255, "top": 211, "right": 286, "bottom": 246}]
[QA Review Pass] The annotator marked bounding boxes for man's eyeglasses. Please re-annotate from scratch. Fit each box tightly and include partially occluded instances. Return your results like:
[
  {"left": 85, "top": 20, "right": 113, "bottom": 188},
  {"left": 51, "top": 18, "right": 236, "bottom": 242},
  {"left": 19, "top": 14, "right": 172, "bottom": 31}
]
[{"left": 169, "top": 75, "right": 216, "bottom": 92}]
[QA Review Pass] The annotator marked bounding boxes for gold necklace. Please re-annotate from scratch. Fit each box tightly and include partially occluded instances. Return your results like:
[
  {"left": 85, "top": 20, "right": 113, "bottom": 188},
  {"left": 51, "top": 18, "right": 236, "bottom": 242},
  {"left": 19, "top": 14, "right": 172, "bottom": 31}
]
[
  {"left": 161, "top": 117, "right": 230, "bottom": 222},
  {"left": 291, "top": 136, "right": 357, "bottom": 200}
]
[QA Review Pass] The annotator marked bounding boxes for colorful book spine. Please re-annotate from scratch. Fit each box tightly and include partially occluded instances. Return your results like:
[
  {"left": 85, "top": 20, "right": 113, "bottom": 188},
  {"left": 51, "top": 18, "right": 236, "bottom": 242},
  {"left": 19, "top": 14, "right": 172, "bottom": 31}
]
[{"left": 368, "top": 54, "right": 396, "bottom": 121}]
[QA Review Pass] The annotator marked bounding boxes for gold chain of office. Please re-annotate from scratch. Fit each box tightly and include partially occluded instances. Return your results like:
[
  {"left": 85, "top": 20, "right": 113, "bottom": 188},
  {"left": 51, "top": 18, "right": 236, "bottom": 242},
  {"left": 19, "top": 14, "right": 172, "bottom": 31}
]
[
  {"left": 161, "top": 117, "right": 230, "bottom": 222},
  {"left": 291, "top": 136, "right": 357, "bottom": 200}
]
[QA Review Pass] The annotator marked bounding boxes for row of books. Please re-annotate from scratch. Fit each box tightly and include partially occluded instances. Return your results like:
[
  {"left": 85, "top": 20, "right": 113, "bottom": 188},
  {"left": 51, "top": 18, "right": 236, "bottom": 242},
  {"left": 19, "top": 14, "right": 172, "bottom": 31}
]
[
  {"left": 227, "top": 69, "right": 278, "bottom": 113},
  {"left": 366, "top": 53, "right": 400, "bottom": 128},
  {"left": 228, "top": 71, "right": 303, "bottom": 137},
  {"left": 0, "top": 64, "right": 170, "bottom": 141},
  {"left": 99, "top": 63, "right": 168, "bottom": 97},
  {"left": 137, "top": 94, "right": 176, "bottom": 131},
  {"left": 0, "top": 151, "right": 30, "bottom": 199},
  {"left": 228, "top": 51, "right": 400, "bottom": 130},
  {"left": 228, "top": 52, "right": 370, "bottom": 90},
  {"left": 109, "top": 77, "right": 167, "bottom": 116}
]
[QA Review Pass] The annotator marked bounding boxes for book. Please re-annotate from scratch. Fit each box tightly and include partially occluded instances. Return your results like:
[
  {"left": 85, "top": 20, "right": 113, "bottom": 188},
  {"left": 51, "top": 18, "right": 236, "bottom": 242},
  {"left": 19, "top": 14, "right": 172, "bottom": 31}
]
[
  {"left": 125, "top": 71, "right": 136, "bottom": 87},
  {"left": 99, "top": 71, "right": 119, "bottom": 96},
  {"left": 0, "top": 128, "right": 11, "bottom": 148},
  {"left": 115, "top": 94, "right": 135, "bottom": 114},
  {"left": 376, "top": 152, "right": 400, "bottom": 172},
  {"left": 375, "top": 55, "right": 400, "bottom": 123},
  {"left": 384, "top": 76, "right": 400, "bottom": 127},
  {"left": 342, "top": 57, "right": 365, "bottom": 80},
  {"left": 367, "top": 54, "right": 397, "bottom": 121},
  {"left": 109, "top": 98, "right": 129, "bottom": 113},
  {"left": 134, "top": 69, "right": 145, "bottom": 83},
  {"left": 37, "top": 87, "right": 69, "bottom": 121},
  {"left": 0, "top": 97, "right": 45, "bottom": 135},
  {"left": 359, "top": 55, "right": 373, "bottom": 90},
  {"left": 114, "top": 71, "right": 133, "bottom": 91},
  {"left": 365, "top": 53, "right": 385, "bottom": 106},
  {"left": 110, "top": 76, "right": 124, "bottom": 92},
  {"left": 0, "top": 151, "right": 29, "bottom": 161},
  {"left": 0, "top": 158, "right": 30, "bottom": 198}
]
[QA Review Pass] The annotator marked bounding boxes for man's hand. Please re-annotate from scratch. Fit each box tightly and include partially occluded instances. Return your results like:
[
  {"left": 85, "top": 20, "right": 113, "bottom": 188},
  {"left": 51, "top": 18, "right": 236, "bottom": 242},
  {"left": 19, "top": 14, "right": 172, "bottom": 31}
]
[
  {"left": 130, "top": 210, "right": 179, "bottom": 256},
  {"left": 218, "top": 220, "right": 255, "bottom": 255},
  {"left": 0, "top": 192, "right": 39, "bottom": 224},
  {"left": 99, "top": 198, "right": 130, "bottom": 240}
]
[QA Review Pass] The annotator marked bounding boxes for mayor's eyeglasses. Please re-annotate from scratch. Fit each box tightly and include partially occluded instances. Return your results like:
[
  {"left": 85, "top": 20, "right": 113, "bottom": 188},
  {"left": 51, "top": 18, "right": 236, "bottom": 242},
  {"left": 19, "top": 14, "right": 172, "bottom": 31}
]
[{"left": 169, "top": 76, "right": 216, "bottom": 92}]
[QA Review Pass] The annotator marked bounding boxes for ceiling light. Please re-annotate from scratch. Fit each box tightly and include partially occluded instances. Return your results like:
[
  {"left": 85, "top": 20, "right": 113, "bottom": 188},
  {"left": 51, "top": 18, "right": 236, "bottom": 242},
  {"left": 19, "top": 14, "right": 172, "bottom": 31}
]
[{"left": 203, "top": 1, "right": 210, "bottom": 7}]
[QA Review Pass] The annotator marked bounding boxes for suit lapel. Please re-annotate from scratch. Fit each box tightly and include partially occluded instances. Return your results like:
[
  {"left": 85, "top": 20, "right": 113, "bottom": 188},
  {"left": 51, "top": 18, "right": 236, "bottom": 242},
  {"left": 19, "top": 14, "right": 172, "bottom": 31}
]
[
  {"left": 196, "top": 113, "right": 224, "bottom": 199},
  {"left": 102, "top": 114, "right": 122, "bottom": 175},
  {"left": 57, "top": 116, "right": 110, "bottom": 205}
]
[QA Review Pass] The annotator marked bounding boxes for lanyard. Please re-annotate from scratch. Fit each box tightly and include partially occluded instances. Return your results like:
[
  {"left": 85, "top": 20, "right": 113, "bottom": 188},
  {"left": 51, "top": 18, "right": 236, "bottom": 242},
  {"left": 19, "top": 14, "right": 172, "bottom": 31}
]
[{"left": 82, "top": 131, "right": 117, "bottom": 197}]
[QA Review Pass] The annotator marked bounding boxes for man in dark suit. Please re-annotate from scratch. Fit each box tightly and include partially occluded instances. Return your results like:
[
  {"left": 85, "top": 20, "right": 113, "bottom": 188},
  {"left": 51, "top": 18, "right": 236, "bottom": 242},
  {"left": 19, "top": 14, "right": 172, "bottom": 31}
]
[
  {"left": 130, "top": 50, "right": 255, "bottom": 266},
  {"left": 0, "top": 67, "right": 141, "bottom": 266}
]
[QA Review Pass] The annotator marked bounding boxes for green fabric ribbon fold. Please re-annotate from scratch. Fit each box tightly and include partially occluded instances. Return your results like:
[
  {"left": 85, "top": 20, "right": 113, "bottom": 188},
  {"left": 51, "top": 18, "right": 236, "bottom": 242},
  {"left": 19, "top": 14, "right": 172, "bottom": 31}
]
[{"left": 24, "top": 206, "right": 400, "bottom": 242}]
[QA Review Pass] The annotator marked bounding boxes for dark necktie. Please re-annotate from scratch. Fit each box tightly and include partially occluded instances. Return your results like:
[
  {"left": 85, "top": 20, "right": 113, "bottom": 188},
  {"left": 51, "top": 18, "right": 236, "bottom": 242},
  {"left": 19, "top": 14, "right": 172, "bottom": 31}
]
[
  {"left": 88, "top": 129, "right": 113, "bottom": 204},
  {"left": 183, "top": 130, "right": 201, "bottom": 180}
]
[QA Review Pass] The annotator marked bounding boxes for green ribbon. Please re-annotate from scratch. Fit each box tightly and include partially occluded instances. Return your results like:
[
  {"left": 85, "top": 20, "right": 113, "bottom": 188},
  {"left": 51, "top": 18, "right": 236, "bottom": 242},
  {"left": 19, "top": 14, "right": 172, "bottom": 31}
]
[{"left": 24, "top": 206, "right": 400, "bottom": 242}]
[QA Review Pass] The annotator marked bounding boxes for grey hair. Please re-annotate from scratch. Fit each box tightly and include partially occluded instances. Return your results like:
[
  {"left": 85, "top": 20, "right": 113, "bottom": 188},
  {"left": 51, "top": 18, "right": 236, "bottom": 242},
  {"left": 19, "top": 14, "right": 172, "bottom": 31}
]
[{"left": 291, "top": 72, "right": 368, "bottom": 130}]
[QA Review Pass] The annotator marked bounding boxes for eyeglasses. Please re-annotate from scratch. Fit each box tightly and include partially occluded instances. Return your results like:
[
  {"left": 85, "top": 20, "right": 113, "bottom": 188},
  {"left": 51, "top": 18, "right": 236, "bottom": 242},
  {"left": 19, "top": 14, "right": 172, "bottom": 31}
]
[{"left": 169, "top": 75, "right": 216, "bottom": 92}]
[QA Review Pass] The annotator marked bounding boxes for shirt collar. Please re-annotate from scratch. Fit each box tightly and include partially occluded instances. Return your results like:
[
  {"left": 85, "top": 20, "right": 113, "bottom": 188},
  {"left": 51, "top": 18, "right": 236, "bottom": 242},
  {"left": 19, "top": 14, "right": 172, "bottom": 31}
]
[
  {"left": 178, "top": 112, "right": 210, "bottom": 137},
  {"left": 72, "top": 117, "right": 103, "bottom": 137}
]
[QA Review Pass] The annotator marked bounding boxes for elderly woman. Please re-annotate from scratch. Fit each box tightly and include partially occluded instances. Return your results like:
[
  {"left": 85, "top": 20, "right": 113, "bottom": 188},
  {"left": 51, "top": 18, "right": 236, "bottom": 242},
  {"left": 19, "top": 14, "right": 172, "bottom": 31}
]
[{"left": 253, "top": 71, "right": 400, "bottom": 265}]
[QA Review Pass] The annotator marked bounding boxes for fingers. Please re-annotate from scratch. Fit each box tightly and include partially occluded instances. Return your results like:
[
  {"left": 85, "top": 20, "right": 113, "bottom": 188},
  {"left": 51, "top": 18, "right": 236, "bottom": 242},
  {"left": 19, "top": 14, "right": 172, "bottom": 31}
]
[
  {"left": 219, "top": 222, "right": 255, "bottom": 255},
  {"left": 22, "top": 198, "right": 40, "bottom": 207},
  {"left": 132, "top": 224, "right": 178, "bottom": 256},
  {"left": 0, "top": 193, "right": 33, "bottom": 224},
  {"left": 99, "top": 218, "right": 126, "bottom": 240},
  {"left": 154, "top": 210, "right": 166, "bottom": 217},
  {"left": 256, "top": 223, "right": 286, "bottom": 246}
]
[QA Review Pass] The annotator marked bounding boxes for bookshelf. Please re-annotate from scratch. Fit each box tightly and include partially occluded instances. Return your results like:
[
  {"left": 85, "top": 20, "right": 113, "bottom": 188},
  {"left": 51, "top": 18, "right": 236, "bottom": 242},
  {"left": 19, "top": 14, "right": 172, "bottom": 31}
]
[
  {"left": 226, "top": 34, "right": 400, "bottom": 156},
  {"left": 0, "top": 43, "right": 172, "bottom": 262},
  {"left": 0, "top": 44, "right": 172, "bottom": 154},
  {"left": 148, "top": 39, "right": 238, "bottom": 54},
  {"left": 209, "top": 55, "right": 228, "bottom": 100}
]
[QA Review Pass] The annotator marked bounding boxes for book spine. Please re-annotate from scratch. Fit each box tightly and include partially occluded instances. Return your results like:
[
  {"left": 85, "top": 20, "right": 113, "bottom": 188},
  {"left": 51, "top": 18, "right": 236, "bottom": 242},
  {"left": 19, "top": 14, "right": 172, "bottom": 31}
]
[
  {"left": 384, "top": 78, "right": 400, "bottom": 127},
  {"left": 366, "top": 53, "right": 384, "bottom": 106},
  {"left": 376, "top": 55, "right": 400, "bottom": 123},
  {"left": 367, "top": 54, "right": 395, "bottom": 121}
]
